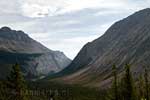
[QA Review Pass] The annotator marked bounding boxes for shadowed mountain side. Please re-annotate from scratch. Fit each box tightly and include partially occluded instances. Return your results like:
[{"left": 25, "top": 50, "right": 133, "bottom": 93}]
[{"left": 0, "top": 27, "right": 71, "bottom": 80}]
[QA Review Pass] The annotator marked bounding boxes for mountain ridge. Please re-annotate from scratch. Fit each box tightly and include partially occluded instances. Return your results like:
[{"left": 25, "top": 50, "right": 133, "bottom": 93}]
[
  {"left": 0, "top": 26, "right": 71, "bottom": 80},
  {"left": 52, "top": 8, "right": 150, "bottom": 87}
]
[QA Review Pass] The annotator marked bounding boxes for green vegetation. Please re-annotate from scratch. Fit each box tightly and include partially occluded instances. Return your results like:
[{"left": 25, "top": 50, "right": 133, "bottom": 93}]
[
  {"left": 144, "top": 67, "right": 149, "bottom": 100},
  {"left": 108, "top": 64, "right": 119, "bottom": 100},
  {"left": 0, "top": 63, "right": 28, "bottom": 100},
  {"left": 137, "top": 74, "right": 145, "bottom": 99},
  {"left": 109, "top": 64, "right": 150, "bottom": 100},
  {"left": 119, "top": 64, "right": 136, "bottom": 100},
  {"left": 28, "top": 81, "right": 103, "bottom": 100},
  {"left": 0, "top": 63, "right": 150, "bottom": 100}
]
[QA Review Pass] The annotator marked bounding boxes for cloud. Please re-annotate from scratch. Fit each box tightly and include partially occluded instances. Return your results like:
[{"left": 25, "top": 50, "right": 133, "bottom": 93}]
[
  {"left": 0, "top": 0, "right": 149, "bottom": 59},
  {"left": 21, "top": 3, "right": 49, "bottom": 18},
  {"left": 0, "top": 0, "right": 21, "bottom": 14},
  {"left": 19, "top": 0, "right": 67, "bottom": 17},
  {"left": 34, "top": 34, "right": 99, "bottom": 59},
  {"left": 0, "top": 0, "right": 150, "bottom": 18},
  {"left": 18, "top": 0, "right": 150, "bottom": 17},
  {"left": 15, "top": 0, "right": 147, "bottom": 18}
]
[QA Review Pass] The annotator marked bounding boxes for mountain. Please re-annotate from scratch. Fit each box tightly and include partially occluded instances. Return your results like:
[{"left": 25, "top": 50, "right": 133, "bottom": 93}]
[
  {"left": 53, "top": 8, "right": 150, "bottom": 87},
  {"left": 0, "top": 26, "right": 71, "bottom": 80}
]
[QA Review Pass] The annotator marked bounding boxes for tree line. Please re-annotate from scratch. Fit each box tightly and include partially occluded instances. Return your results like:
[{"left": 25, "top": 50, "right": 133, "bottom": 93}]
[
  {"left": 0, "top": 63, "right": 149, "bottom": 100},
  {"left": 0, "top": 63, "right": 28, "bottom": 100},
  {"left": 0, "top": 63, "right": 59, "bottom": 100},
  {"left": 108, "top": 64, "right": 149, "bottom": 100}
]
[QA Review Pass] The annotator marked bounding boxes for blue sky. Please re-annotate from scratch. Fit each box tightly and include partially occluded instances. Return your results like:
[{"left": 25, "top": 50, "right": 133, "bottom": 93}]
[{"left": 0, "top": 0, "right": 149, "bottom": 59}]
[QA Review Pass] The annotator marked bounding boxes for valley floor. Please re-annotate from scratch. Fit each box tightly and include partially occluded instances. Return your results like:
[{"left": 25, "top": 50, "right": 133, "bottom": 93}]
[{"left": 27, "top": 81, "right": 107, "bottom": 100}]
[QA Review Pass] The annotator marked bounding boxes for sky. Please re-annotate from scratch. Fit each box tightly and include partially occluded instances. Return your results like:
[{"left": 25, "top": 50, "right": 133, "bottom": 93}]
[{"left": 0, "top": 0, "right": 149, "bottom": 59}]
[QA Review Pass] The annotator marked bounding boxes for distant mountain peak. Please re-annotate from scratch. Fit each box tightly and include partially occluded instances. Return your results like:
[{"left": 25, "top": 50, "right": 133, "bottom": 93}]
[
  {"left": 0, "top": 26, "right": 29, "bottom": 36},
  {"left": 138, "top": 8, "right": 150, "bottom": 13},
  {"left": 1, "top": 26, "right": 11, "bottom": 31},
  {"left": 0, "top": 27, "right": 71, "bottom": 80}
]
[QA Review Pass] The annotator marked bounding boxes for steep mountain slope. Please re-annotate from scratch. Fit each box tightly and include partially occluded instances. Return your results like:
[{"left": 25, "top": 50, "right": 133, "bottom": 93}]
[
  {"left": 0, "top": 27, "right": 71, "bottom": 79},
  {"left": 54, "top": 8, "right": 150, "bottom": 87}
]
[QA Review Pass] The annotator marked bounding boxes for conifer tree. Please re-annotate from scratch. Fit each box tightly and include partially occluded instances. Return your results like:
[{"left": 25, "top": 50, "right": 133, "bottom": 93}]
[
  {"left": 144, "top": 68, "right": 149, "bottom": 100},
  {"left": 120, "top": 64, "right": 136, "bottom": 100},
  {"left": 6, "top": 63, "right": 28, "bottom": 100},
  {"left": 110, "top": 64, "right": 118, "bottom": 100},
  {"left": 0, "top": 80, "right": 14, "bottom": 100},
  {"left": 137, "top": 75, "right": 145, "bottom": 100},
  {"left": 0, "top": 81, "right": 7, "bottom": 100},
  {"left": 0, "top": 81, "right": 3, "bottom": 99}
]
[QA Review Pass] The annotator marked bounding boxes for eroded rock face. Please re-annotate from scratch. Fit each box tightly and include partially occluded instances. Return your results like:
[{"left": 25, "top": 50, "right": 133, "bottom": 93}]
[
  {"left": 0, "top": 27, "right": 71, "bottom": 79},
  {"left": 56, "top": 8, "right": 150, "bottom": 87}
]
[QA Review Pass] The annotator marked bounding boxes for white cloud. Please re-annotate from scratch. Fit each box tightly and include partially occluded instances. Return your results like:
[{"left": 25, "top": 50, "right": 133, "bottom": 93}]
[
  {"left": 19, "top": 0, "right": 67, "bottom": 17},
  {"left": 33, "top": 34, "right": 99, "bottom": 59},
  {"left": 54, "top": 0, "right": 133, "bottom": 15},
  {"left": 29, "top": 33, "right": 51, "bottom": 40},
  {"left": 52, "top": 20, "right": 80, "bottom": 27},
  {"left": 27, "top": 22, "right": 113, "bottom": 59},
  {"left": 0, "top": 0, "right": 21, "bottom": 14},
  {"left": 19, "top": 0, "right": 126, "bottom": 17},
  {"left": 0, "top": 0, "right": 149, "bottom": 59},
  {"left": 0, "top": 0, "right": 150, "bottom": 18},
  {"left": 21, "top": 3, "right": 49, "bottom": 18}
]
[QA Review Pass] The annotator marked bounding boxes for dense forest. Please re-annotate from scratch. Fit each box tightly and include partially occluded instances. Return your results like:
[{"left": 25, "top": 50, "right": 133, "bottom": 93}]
[{"left": 0, "top": 63, "right": 149, "bottom": 100}]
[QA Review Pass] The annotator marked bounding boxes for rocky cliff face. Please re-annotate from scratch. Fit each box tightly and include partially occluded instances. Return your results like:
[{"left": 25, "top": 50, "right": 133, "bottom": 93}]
[
  {"left": 0, "top": 27, "right": 71, "bottom": 79},
  {"left": 55, "top": 8, "right": 150, "bottom": 87}
]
